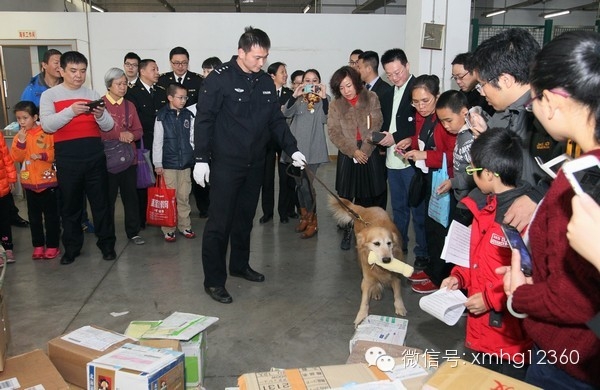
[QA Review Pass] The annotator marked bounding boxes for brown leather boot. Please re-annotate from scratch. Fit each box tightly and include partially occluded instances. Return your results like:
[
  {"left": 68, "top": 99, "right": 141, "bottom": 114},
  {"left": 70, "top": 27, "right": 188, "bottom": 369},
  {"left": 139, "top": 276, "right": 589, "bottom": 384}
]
[
  {"left": 295, "top": 208, "right": 309, "bottom": 232},
  {"left": 301, "top": 213, "right": 318, "bottom": 239}
]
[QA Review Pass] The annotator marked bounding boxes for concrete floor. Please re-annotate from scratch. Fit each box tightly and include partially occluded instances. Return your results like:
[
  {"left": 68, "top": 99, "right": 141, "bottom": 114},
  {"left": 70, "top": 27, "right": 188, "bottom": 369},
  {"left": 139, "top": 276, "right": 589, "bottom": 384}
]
[{"left": 5, "top": 162, "right": 465, "bottom": 390}]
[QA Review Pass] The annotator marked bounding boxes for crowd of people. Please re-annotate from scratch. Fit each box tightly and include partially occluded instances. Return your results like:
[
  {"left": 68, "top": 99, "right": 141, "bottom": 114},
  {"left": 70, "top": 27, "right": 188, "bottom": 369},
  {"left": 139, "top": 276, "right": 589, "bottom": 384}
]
[{"left": 0, "top": 25, "right": 598, "bottom": 389}]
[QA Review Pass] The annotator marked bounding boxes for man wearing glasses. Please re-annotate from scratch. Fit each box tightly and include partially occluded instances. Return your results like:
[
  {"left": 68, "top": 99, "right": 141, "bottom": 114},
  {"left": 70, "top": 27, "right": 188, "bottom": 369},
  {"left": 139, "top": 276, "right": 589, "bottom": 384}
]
[
  {"left": 375, "top": 48, "right": 429, "bottom": 270},
  {"left": 450, "top": 52, "right": 494, "bottom": 116},
  {"left": 123, "top": 52, "right": 141, "bottom": 87},
  {"left": 348, "top": 49, "right": 363, "bottom": 71},
  {"left": 158, "top": 47, "right": 203, "bottom": 107},
  {"left": 471, "top": 28, "right": 564, "bottom": 232}
]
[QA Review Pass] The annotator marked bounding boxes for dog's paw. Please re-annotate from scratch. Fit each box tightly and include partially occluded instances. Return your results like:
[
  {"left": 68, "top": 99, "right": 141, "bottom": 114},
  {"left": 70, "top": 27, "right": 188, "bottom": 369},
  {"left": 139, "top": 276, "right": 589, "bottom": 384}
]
[
  {"left": 395, "top": 305, "right": 407, "bottom": 317},
  {"left": 354, "top": 311, "right": 368, "bottom": 327}
]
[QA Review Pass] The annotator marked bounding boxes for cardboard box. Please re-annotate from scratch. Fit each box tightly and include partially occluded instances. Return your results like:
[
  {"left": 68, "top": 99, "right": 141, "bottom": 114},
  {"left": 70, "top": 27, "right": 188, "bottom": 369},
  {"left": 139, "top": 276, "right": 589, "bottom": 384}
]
[
  {"left": 0, "top": 349, "right": 68, "bottom": 389},
  {"left": 125, "top": 314, "right": 216, "bottom": 388},
  {"left": 0, "top": 257, "right": 10, "bottom": 372},
  {"left": 350, "top": 315, "right": 409, "bottom": 353},
  {"left": 181, "top": 332, "right": 206, "bottom": 389},
  {"left": 48, "top": 325, "right": 136, "bottom": 388},
  {"left": 423, "top": 359, "right": 541, "bottom": 389},
  {"left": 239, "top": 363, "right": 390, "bottom": 390},
  {"left": 87, "top": 343, "right": 184, "bottom": 390}
]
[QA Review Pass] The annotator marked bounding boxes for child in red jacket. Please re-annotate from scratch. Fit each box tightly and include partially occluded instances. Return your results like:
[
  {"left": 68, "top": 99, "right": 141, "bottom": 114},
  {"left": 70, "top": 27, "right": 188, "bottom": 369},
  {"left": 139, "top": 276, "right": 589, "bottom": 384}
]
[
  {"left": 0, "top": 126, "right": 17, "bottom": 265},
  {"left": 441, "top": 129, "right": 532, "bottom": 380},
  {"left": 10, "top": 101, "right": 60, "bottom": 260}
]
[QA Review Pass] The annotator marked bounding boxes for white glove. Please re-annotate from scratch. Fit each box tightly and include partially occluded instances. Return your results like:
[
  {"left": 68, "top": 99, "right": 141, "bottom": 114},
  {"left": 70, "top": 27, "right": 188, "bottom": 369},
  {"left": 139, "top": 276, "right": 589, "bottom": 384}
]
[
  {"left": 193, "top": 162, "right": 210, "bottom": 187},
  {"left": 291, "top": 151, "right": 306, "bottom": 169}
]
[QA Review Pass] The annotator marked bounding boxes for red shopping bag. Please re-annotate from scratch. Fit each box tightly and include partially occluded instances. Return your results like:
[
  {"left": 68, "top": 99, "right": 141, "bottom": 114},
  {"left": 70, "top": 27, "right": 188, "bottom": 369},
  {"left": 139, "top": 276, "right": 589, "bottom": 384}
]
[{"left": 146, "top": 176, "right": 177, "bottom": 227}]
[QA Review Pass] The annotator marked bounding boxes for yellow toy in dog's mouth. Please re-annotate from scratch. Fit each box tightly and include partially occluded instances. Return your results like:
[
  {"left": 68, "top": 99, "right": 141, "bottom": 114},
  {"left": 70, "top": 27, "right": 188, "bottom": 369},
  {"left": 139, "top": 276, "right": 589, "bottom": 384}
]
[{"left": 368, "top": 251, "right": 414, "bottom": 277}]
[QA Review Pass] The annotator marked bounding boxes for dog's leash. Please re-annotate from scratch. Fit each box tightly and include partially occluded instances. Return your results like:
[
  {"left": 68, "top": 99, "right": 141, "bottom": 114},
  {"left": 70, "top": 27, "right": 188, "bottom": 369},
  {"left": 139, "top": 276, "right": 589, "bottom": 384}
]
[{"left": 287, "top": 162, "right": 370, "bottom": 226}]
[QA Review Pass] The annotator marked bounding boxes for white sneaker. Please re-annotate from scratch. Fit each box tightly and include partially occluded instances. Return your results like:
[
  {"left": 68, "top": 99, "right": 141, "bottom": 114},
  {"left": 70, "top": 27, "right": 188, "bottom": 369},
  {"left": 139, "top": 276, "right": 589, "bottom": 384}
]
[{"left": 5, "top": 250, "right": 15, "bottom": 263}]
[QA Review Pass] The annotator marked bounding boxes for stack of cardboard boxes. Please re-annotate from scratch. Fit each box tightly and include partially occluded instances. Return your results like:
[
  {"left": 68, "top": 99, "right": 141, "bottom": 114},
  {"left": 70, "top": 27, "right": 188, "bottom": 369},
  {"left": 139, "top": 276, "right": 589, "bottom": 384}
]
[
  {"left": 238, "top": 315, "right": 542, "bottom": 390},
  {"left": 0, "top": 293, "right": 217, "bottom": 390}
]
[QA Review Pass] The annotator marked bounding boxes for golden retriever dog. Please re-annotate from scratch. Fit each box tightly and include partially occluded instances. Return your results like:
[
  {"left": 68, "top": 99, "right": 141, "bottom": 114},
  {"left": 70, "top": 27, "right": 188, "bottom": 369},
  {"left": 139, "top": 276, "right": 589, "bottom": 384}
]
[{"left": 329, "top": 197, "right": 410, "bottom": 326}]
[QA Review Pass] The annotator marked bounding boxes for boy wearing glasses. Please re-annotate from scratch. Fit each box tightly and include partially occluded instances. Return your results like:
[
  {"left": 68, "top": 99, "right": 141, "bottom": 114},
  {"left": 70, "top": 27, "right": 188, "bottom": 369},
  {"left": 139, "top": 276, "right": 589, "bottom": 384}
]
[
  {"left": 441, "top": 129, "right": 532, "bottom": 380},
  {"left": 152, "top": 83, "right": 196, "bottom": 242}
]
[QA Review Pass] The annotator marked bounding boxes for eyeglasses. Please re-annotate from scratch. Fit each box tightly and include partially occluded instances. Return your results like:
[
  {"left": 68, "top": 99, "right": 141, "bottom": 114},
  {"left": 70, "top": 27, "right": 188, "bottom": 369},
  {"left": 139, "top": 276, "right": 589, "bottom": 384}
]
[
  {"left": 465, "top": 166, "right": 483, "bottom": 175},
  {"left": 171, "top": 61, "right": 189, "bottom": 66},
  {"left": 174, "top": 95, "right": 189, "bottom": 101},
  {"left": 524, "top": 88, "right": 571, "bottom": 112},
  {"left": 450, "top": 71, "right": 469, "bottom": 81},
  {"left": 385, "top": 68, "right": 406, "bottom": 80},
  {"left": 466, "top": 165, "right": 500, "bottom": 177},
  {"left": 348, "top": 60, "right": 358, "bottom": 66},
  {"left": 411, "top": 97, "right": 434, "bottom": 108},
  {"left": 124, "top": 62, "right": 138, "bottom": 68},
  {"left": 475, "top": 77, "right": 498, "bottom": 94}
]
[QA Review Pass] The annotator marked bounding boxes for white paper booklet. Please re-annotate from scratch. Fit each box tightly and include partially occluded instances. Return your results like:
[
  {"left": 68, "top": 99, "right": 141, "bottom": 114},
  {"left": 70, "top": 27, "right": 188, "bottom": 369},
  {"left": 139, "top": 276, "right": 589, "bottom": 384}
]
[
  {"left": 441, "top": 220, "right": 471, "bottom": 268},
  {"left": 61, "top": 325, "right": 128, "bottom": 351},
  {"left": 419, "top": 288, "right": 468, "bottom": 326}
]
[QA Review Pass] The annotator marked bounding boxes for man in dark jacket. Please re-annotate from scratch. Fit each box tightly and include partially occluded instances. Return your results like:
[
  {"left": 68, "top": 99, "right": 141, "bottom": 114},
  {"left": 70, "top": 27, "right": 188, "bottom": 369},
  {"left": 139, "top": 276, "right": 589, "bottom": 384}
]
[
  {"left": 125, "top": 59, "right": 167, "bottom": 227},
  {"left": 193, "top": 27, "right": 305, "bottom": 304}
]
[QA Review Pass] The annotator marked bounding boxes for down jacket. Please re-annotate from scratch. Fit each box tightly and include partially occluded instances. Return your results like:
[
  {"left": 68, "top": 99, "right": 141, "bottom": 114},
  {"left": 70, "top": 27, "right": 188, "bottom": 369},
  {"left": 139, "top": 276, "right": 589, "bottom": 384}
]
[{"left": 0, "top": 133, "right": 17, "bottom": 197}]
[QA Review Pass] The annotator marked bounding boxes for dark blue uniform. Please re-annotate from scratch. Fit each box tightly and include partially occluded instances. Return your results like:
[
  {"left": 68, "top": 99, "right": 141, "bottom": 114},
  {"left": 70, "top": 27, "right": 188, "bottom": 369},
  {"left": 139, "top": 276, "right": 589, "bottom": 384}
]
[
  {"left": 194, "top": 56, "right": 298, "bottom": 288},
  {"left": 158, "top": 71, "right": 203, "bottom": 107}
]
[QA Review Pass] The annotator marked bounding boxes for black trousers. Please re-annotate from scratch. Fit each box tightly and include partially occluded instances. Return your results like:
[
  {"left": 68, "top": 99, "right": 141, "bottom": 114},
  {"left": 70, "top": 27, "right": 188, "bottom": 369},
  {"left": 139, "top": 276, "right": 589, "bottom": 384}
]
[
  {"left": 55, "top": 154, "right": 116, "bottom": 256},
  {"left": 191, "top": 170, "right": 210, "bottom": 214},
  {"left": 423, "top": 176, "right": 457, "bottom": 286},
  {"left": 25, "top": 188, "right": 60, "bottom": 248},
  {"left": 260, "top": 144, "right": 278, "bottom": 217},
  {"left": 278, "top": 162, "right": 298, "bottom": 217},
  {"left": 202, "top": 161, "right": 263, "bottom": 288},
  {"left": 107, "top": 165, "right": 140, "bottom": 239},
  {"left": 0, "top": 194, "right": 12, "bottom": 250},
  {"left": 7, "top": 192, "right": 21, "bottom": 221}
]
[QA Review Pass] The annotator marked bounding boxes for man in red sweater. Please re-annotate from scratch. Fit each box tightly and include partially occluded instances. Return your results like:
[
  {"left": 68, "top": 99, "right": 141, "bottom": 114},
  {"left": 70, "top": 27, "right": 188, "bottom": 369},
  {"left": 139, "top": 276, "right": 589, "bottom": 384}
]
[{"left": 40, "top": 51, "right": 116, "bottom": 265}]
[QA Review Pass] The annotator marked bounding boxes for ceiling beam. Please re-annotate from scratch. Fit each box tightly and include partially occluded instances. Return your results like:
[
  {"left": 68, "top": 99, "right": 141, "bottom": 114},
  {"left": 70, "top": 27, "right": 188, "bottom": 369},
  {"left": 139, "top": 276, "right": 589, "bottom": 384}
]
[
  {"left": 352, "top": 0, "right": 395, "bottom": 14},
  {"left": 157, "top": 0, "right": 176, "bottom": 12}
]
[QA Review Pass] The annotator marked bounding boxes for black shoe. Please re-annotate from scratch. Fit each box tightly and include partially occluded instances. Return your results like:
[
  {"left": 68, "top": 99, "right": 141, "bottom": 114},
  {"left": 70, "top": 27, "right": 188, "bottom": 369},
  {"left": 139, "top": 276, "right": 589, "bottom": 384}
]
[
  {"left": 259, "top": 214, "right": 273, "bottom": 224},
  {"left": 230, "top": 267, "right": 265, "bottom": 282},
  {"left": 199, "top": 211, "right": 209, "bottom": 218},
  {"left": 280, "top": 216, "right": 289, "bottom": 224},
  {"left": 341, "top": 226, "right": 353, "bottom": 250},
  {"left": 204, "top": 286, "right": 233, "bottom": 304},
  {"left": 414, "top": 256, "right": 430, "bottom": 270},
  {"left": 288, "top": 212, "right": 299, "bottom": 219},
  {"left": 102, "top": 250, "right": 117, "bottom": 261},
  {"left": 60, "top": 251, "right": 79, "bottom": 265},
  {"left": 10, "top": 216, "right": 29, "bottom": 228}
]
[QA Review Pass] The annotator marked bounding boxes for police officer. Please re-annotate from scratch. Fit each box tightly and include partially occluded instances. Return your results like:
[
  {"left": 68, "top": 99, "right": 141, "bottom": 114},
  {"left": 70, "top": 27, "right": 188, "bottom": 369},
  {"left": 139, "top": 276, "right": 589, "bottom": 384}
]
[
  {"left": 125, "top": 58, "right": 167, "bottom": 228},
  {"left": 158, "top": 47, "right": 203, "bottom": 107},
  {"left": 193, "top": 27, "right": 306, "bottom": 304}
]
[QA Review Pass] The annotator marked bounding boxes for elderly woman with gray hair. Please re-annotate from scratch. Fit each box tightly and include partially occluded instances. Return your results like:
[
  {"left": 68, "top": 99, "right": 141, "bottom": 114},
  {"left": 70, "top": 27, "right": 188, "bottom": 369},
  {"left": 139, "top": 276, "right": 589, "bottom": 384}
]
[{"left": 101, "top": 67, "right": 145, "bottom": 245}]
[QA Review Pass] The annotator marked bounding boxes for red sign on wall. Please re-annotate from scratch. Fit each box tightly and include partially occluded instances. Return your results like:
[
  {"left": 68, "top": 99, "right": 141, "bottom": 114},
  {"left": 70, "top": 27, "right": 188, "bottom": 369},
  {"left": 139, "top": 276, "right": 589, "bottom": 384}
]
[{"left": 18, "top": 30, "right": 37, "bottom": 39}]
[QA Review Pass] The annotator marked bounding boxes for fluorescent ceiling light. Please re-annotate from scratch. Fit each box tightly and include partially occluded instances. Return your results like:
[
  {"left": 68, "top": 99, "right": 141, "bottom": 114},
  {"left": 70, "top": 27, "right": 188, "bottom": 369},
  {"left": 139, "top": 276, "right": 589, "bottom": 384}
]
[
  {"left": 303, "top": 4, "right": 311, "bottom": 13},
  {"left": 543, "top": 10, "right": 571, "bottom": 18},
  {"left": 91, "top": 4, "right": 105, "bottom": 12},
  {"left": 485, "top": 9, "right": 506, "bottom": 17}
]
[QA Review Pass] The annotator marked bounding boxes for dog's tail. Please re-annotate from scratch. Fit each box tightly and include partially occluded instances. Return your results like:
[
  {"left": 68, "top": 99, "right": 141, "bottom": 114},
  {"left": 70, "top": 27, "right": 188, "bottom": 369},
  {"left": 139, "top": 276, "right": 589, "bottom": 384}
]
[{"left": 328, "top": 195, "right": 365, "bottom": 226}]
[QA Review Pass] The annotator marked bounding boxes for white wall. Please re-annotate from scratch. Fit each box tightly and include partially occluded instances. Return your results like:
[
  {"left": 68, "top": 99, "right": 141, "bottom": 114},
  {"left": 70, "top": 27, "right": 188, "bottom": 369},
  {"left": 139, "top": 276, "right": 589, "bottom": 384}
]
[
  {"left": 86, "top": 12, "right": 405, "bottom": 93},
  {"left": 0, "top": 12, "right": 404, "bottom": 92}
]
